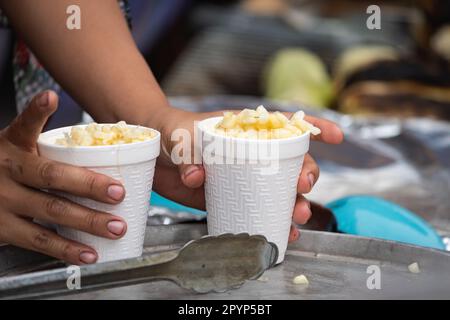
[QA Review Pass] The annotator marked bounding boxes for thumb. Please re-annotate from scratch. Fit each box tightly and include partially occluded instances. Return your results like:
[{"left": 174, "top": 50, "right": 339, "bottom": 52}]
[
  {"left": 179, "top": 164, "right": 205, "bottom": 189},
  {"left": 6, "top": 90, "right": 58, "bottom": 151}
]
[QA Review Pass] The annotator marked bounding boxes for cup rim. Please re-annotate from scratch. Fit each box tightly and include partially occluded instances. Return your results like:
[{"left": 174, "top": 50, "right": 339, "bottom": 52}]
[
  {"left": 198, "top": 116, "right": 310, "bottom": 143},
  {"left": 197, "top": 117, "right": 310, "bottom": 161},
  {"left": 37, "top": 124, "right": 161, "bottom": 167},
  {"left": 37, "top": 123, "right": 161, "bottom": 150}
]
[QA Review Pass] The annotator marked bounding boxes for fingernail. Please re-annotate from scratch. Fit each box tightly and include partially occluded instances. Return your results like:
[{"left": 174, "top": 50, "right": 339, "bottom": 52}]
[
  {"left": 183, "top": 165, "right": 200, "bottom": 179},
  {"left": 306, "top": 206, "right": 312, "bottom": 222},
  {"left": 308, "top": 173, "right": 315, "bottom": 189},
  {"left": 107, "top": 185, "right": 124, "bottom": 201},
  {"left": 80, "top": 251, "right": 97, "bottom": 264},
  {"left": 38, "top": 91, "right": 49, "bottom": 107},
  {"left": 107, "top": 220, "right": 126, "bottom": 236}
]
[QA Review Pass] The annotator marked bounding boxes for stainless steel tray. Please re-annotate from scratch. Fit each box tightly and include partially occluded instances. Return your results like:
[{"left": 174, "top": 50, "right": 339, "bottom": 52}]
[{"left": 1, "top": 223, "right": 449, "bottom": 299}]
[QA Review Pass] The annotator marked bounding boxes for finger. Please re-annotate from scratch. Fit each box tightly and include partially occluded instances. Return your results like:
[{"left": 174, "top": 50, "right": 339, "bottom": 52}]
[
  {"left": 178, "top": 164, "right": 205, "bottom": 189},
  {"left": 5, "top": 91, "right": 58, "bottom": 151},
  {"left": 169, "top": 128, "right": 206, "bottom": 189},
  {"left": 11, "top": 186, "right": 127, "bottom": 239},
  {"left": 288, "top": 224, "right": 300, "bottom": 243},
  {"left": 297, "top": 154, "right": 320, "bottom": 194},
  {"left": 9, "top": 153, "right": 125, "bottom": 204},
  {"left": 293, "top": 194, "right": 312, "bottom": 225},
  {"left": 304, "top": 115, "right": 344, "bottom": 144},
  {"left": 0, "top": 212, "right": 98, "bottom": 265},
  {"left": 153, "top": 164, "right": 206, "bottom": 210}
]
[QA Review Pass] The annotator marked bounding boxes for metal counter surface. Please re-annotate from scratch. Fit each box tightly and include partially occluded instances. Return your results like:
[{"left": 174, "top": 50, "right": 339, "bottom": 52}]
[
  {"left": 60, "top": 225, "right": 450, "bottom": 300},
  {"left": 2, "top": 224, "right": 449, "bottom": 299}
]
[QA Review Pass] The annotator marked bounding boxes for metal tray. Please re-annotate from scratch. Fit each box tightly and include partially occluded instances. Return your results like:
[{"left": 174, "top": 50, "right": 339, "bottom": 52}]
[{"left": 1, "top": 223, "right": 449, "bottom": 299}]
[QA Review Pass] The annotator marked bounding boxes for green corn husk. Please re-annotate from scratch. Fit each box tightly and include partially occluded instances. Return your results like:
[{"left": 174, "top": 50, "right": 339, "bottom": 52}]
[{"left": 263, "top": 48, "right": 333, "bottom": 108}]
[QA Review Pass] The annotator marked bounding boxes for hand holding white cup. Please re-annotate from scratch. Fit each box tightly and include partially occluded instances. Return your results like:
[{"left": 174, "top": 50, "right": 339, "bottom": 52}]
[
  {"left": 38, "top": 122, "right": 160, "bottom": 263},
  {"left": 198, "top": 106, "right": 320, "bottom": 263}
]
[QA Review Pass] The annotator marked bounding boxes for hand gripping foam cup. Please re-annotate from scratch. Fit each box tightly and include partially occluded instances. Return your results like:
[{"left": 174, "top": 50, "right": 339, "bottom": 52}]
[
  {"left": 37, "top": 122, "right": 160, "bottom": 263},
  {"left": 197, "top": 106, "right": 319, "bottom": 263}
]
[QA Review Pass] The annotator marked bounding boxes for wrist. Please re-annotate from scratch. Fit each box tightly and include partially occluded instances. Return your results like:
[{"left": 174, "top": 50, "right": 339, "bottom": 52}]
[
  {"left": 142, "top": 102, "right": 173, "bottom": 133},
  {"left": 150, "top": 107, "right": 196, "bottom": 157}
]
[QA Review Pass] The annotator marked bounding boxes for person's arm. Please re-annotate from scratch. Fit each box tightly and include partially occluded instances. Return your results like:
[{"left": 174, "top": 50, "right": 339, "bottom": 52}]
[
  {"left": 0, "top": 1, "right": 173, "bottom": 264},
  {"left": 0, "top": 0, "right": 344, "bottom": 261},
  {"left": 0, "top": 0, "right": 170, "bottom": 130}
]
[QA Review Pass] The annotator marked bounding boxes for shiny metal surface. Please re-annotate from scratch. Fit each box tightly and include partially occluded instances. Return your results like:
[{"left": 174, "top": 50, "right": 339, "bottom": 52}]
[
  {"left": 63, "top": 225, "right": 450, "bottom": 300},
  {"left": 1, "top": 223, "right": 450, "bottom": 299},
  {"left": 148, "top": 206, "right": 206, "bottom": 225},
  {"left": 0, "top": 233, "right": 277, "bottom": 299}
]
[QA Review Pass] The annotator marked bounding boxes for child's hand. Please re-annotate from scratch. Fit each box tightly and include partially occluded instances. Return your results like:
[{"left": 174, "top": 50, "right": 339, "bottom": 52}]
[{"left": 153, "top": 108, "right": 344, "bottom": 242}]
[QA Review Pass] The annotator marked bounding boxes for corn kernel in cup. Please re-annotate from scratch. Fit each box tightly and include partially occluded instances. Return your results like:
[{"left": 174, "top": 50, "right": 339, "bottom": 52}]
[
  {"left": 214, "top": 105, "right": 321, "bottom": 139},
  {"left": 55, "top": 121, "right": 156, "bottom": 146}
]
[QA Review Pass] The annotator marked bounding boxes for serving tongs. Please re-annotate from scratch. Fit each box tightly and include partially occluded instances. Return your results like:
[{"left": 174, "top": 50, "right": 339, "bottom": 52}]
[{"left": 0, "top": 233, "right": 278, "bottom": 299}]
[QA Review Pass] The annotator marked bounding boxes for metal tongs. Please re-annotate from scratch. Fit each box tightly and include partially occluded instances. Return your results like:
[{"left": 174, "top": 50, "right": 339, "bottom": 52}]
[{"left": 0, "top": 233, "right": 278, "bottom": 299}]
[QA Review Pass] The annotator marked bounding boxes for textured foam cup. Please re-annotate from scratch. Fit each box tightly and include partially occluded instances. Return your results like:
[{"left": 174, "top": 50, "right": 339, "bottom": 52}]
[
  {"left": 37, "top": 125, "right": 160, "bottom": 263},
  {"left": 198, "top": 117, "right": 310, "bottom": 263}
]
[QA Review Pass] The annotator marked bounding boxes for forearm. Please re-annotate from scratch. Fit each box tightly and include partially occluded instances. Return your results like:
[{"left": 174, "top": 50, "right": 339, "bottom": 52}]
[{"left": 0, "top": 0, "right": 170, "bottom": 129}]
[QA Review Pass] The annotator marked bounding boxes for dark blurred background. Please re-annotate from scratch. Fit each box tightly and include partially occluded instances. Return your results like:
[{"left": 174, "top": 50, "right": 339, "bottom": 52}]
[{"left": 1, "top": 0, "right": 449, "bottom": 128}]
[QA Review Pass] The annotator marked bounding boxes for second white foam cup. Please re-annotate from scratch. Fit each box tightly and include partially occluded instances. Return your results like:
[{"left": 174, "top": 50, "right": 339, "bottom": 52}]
[
  {"left": 37, "top": 125, "right": 160, "bottom": 263},
  {"left": 197, "top": 117, "right": 310, "bottom": 263}
]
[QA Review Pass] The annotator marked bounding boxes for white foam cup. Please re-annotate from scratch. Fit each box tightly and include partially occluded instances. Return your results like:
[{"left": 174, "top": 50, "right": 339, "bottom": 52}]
[
  {"left": 38, "top": 124, "right": 160, "bottom": 263},
  {"left": 198, "top": 117, "right": 310, "bottom": 263}
]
